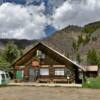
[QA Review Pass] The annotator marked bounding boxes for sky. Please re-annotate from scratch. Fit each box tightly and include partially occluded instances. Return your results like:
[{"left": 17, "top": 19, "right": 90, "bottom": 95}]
[{"left": 0, "top": 0, "right": 100, "bottom": 40}]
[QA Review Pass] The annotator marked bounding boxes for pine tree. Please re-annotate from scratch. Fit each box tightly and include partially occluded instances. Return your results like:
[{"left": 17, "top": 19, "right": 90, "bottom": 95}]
[
  {"left": 87, "top": 49, "right": 98, "bottom": 65},
  {"left": 0, "top": 41, "right": 21, "bottom": 70},
  {"left": 76, "top": 53, "right": 81, "bottom": 63}
]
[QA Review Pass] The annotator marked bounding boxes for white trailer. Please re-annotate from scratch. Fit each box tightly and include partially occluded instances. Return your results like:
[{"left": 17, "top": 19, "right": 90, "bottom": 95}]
[{"left": 0, "top": 70, "right": 10, "bottom": 85}]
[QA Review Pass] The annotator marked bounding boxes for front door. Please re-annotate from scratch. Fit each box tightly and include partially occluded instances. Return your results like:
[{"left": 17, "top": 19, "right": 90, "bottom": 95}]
[{"left": 29, "top": 67, "right": 38, "bottom": 82}]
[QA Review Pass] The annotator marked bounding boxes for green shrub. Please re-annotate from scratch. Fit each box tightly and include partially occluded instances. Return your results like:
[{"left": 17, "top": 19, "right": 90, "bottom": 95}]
[{"left": 83, "top": 77, "right": 100, "bottom": 88}]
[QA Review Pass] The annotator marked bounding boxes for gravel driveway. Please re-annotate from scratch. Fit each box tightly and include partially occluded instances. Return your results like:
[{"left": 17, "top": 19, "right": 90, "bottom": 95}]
[{"left": 0, "top": 86, "right": 100, "bottom": 100}]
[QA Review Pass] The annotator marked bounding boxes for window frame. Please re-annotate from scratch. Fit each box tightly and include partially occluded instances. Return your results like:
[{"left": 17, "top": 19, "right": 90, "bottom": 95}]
[
  {"left": 1, "top": 74, "right": 5, "bottom": 79},
  {"left": 6, "top": 73, "right": 9, "bottom": 78},
  {"left": 40, "top": 68, "right": 49, "bottom": 76},
  {"left": 54, "top": 68, "right": 65, "bottom": 76},
  {"left": 36, "top": 50, "right": 45, "bottom": 59}
]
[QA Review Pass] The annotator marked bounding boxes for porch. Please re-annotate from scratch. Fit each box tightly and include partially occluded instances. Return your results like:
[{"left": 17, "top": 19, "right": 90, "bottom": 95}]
[
  {"left": 8, "top": 82, "right": 82, "bottom": 87},
  {"left": 15, "top": 64, "right": 82, "bottom": 84}
]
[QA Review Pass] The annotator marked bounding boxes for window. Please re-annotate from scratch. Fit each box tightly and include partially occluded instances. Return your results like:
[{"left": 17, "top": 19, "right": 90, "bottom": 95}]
[
  {"left": 1, "top": 74, "right": 5, "bottom": 79},
  {"left": 36, "top": 50, "right": 45, "bottom": 59},
  {"left": 6, "top": 74, "right": 9, "bottom": 78},
  {"left": 55, "top": 68, "right": 65, "bottom": 76},
  {"left": 79, "top": 72, "right": 83, "bottom": 79},
  {"left": 36, "top": 50, "right": 42, "bottom": 57},
  {"left": 40, "top": 68, "right": 49, "bottom": 75}
]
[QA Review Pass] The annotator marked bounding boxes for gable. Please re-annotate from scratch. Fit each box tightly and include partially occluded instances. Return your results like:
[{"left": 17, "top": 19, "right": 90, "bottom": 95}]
[{"left": 13, "top": 42, "right": 84, "bottom": 70}]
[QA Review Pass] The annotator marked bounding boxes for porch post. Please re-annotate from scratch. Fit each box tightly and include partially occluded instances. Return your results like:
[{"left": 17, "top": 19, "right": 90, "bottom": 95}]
[
  {"left": 82, "top": 71, "right": 86, "bottom": 83},
  {"left": 75, "top": 67, "right": 80, "bottom": 83}
]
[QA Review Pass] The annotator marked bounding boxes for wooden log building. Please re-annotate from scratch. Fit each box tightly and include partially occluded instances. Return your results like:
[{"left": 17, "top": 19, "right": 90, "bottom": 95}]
[{"left": 13, "top": 42, "right": 84, "bottom": 84}]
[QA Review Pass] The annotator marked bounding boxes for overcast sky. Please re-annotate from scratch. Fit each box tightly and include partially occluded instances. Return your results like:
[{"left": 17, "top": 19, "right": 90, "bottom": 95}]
[{"left": 0, "top": 0, "right": 100, "bottom": 40}]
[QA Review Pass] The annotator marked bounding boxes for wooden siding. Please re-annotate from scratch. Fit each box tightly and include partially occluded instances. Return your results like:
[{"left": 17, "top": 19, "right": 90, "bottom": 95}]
[{"left": 14, "top": 43, "right": 82, "bottom": 83}]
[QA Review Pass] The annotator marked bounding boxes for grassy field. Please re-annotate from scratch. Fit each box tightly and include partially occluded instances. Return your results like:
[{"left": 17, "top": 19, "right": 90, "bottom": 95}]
[
  {"left": 0, "top": 86, "right": 100, "bottom": 100},
  {"left": 83, "top": 77, "right": 100, "bottom": 88}
]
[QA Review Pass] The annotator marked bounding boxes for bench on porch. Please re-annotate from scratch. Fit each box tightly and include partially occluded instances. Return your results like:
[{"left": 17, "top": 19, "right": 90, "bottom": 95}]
[
  {"left": 53, "top": 79, "right": 67, "bottom": 83},
  {"left": 52, "top": 76, "right": 75, "bottom": 83},
  {"left": 53, "top": 78, "right": 75, "bottom": 83},
  {"left": 37, "top": 78, "right": 51, "bottom": 83}
]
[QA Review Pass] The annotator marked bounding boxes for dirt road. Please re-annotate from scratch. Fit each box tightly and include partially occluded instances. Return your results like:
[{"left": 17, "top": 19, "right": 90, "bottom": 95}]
[{"left": 0, "top": 86, "right": 100, "bottom": 100}]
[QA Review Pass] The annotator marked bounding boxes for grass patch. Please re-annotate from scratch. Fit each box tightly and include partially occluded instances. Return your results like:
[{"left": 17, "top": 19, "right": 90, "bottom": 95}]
[{"left": 83, "top": 77, "right": 100, "bottom": 88}]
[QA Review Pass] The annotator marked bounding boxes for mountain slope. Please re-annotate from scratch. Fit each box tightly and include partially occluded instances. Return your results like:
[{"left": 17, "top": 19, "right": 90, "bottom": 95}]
[
  {"left": 43, "top": 25, "right": 83, "bottom": 58},
  {"left": 0, "top": 39, "right": 34, "bottom": 50},
  {"left": 0, "top": 21, "right": 100, "bottom": 65},
  {"left": 83, "top": 21, "right": 100, "bottom": 33}
]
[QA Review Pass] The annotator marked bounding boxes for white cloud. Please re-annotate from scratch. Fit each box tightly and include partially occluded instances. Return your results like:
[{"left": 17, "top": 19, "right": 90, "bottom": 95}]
[
  {"left": 0, "top": 0, "right": 100, "bottom": 39},
  {"left": 0, "top": 2, "right": 47, "bottom": 40},
  {"left": 51, "top": 0, "right": 100, "bottom": 29}
]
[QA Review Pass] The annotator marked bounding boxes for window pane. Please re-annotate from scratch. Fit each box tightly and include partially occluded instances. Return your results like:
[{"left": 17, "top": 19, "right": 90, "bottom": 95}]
[
  {"left": 37, "top": 50, "right": 42, "bottom": 56},
  {"left": 79, "top": 72, "right": 83, "bottom": 79},
  {"left": 55, "top": 69, "right": 64, "bottom": 76},
  {"left": 6, "top": 74, "right": 9, "bottom": 78},
  {"left": 40, "top": 68, "right": 49, "bottom": 75},
  {"left": 1, "top": 74, "right": 5, "bottom": 79}
]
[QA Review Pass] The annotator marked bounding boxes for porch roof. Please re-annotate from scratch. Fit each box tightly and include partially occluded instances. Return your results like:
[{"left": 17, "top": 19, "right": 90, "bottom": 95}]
[{"left": 85, "top": 65, "right": 98, "bottom": 71}]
